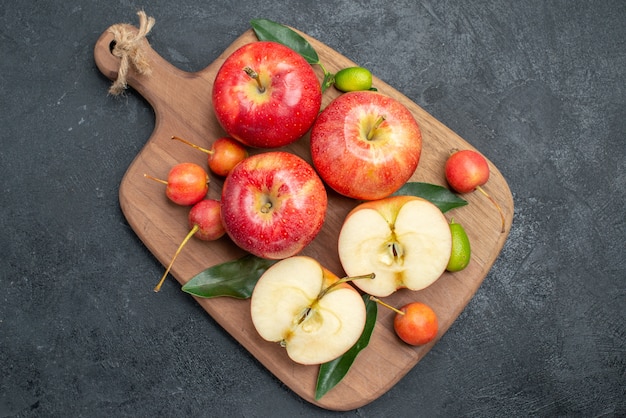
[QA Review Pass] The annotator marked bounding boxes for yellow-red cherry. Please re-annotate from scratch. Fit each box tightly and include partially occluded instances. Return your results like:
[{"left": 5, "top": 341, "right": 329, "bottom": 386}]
[
  {"left": 393, "top": 302, "right": 439, "bottom": 346},
  {"left": 171, "top": 136, "right": 248, "bottom": 177}
]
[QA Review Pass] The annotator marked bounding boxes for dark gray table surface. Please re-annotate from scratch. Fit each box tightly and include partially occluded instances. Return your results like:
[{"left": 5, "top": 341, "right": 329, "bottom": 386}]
[{"left": 2, "top": 1, "right": 624, "bottom": 417}]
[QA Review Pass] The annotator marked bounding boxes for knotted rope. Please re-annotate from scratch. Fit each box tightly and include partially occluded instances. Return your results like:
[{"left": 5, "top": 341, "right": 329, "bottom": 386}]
[{"left": 107, "top": 10, "right": 155, "bottom": 95}]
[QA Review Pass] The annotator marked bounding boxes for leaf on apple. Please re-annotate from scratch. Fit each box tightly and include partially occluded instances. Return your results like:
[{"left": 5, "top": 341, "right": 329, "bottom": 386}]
[
  {"left": 315, "top": 294, "right": 378, "bottom": 400},
  {"left": 392, "top": 182, "right": 468, "bottom": 213},
  {"left": 250, "top": 18, "right": 319, "bottom": 65},
  {"left": 181, "top": 254, "right": 278, "bottom": 299},
  {"left": 250, "top": 18, "right": 335, "bottom": 92}
]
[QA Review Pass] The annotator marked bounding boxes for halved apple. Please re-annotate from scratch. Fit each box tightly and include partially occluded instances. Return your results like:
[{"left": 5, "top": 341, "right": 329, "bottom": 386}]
[
  {"left": 250, "top": 256, "right": 367, "bottom": 365},
  {"left": 338, "top": 195, "right": 452, "bottom": 297}
]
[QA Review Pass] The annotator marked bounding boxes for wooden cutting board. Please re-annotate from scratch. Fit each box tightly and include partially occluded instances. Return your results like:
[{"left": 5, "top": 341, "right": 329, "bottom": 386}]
[{"left": 94, "top": 22, "right": 513, "bottom": 411}]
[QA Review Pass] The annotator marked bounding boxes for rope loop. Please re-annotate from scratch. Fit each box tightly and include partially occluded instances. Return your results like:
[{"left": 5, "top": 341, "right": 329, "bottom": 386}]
[{"left": 107, "top": 10, "right": 155, "bottom": 95}]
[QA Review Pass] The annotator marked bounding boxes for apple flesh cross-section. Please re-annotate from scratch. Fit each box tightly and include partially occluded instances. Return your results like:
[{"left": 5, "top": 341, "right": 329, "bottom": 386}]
[
  {"left": 338, "top": 195, "right": 452, "bottom": 297},
  {"left": 250, "top": 256, "right": 367, "bottom": 365}
]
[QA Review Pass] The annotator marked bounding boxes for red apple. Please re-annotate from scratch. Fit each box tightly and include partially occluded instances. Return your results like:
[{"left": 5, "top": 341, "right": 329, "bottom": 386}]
[
  {"left": 220, "top": 151, "right": 327, "bottom": 259},
  {"left": 310, "top": 91, "right": 422, "bottom": 200},
  {"left": 212, "top": 41, "right": 322, "bottom": 148}
]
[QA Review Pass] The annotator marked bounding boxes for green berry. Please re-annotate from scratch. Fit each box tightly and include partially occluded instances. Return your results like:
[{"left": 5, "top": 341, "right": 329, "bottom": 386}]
[
  {"left": 334, "top": 67, "right": 373, "bottom": 92},
  {"left": 446, "top": 219, "right": 471, "bottom": 272}
]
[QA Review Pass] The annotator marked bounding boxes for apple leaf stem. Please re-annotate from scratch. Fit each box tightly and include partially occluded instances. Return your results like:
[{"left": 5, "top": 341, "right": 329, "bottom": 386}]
[
  {"left": 318, "top": 64, "right": 334, "bottom": 92},
  {"left": 171, "top": 135, "right": 213, "bottom": 155},
  {"left": 143, "top": 173, "right": 168, "bottom": 185},
  {"left": 366, "top": 116, "right": 386, "bottom": 141},
  {"left": 154, "top": 224, "right": 199, "bottom": 292},
  {"left": 243, "top": 66, "right": 265, "bottom": 93},
  {"left": 476, "top": 185, "right": 506, "bottom": 233},
  {"left": 369, "top": 296, "right": 405, "bottom": 315},
  {"left": 317, "top": 273, "right": 375, "bottom": 300}
]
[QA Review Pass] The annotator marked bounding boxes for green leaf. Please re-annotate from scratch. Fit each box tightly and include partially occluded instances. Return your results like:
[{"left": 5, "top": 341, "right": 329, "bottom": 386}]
[
  {"left": 393, "top": 182, "right": 468, "bottom": 213},
  {"left": 315, "top": 294, "right": 377, "bottom": 400},
  {"left": 182, "top": 254, "right": 278, "bottom": 299},
  {"left": 250, "top": 18, "right": 320, "bottom": 65}
]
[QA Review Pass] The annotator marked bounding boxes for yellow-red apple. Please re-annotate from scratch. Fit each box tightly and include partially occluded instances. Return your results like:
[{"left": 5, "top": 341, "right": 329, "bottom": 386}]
[
  {"left": 338, "top": 195, "right": 451, "bottom": 297},
  {"left": 310, "top": 91, "right": 422, "bottom": 200},
  {"left": 212, "top": 41, "right": 322, "bottom": 148},
  {"left": 220, "top": 152, "right": 327, "bottom": 259},
  {"left": 250, "top": 256, "right": 367, "bottom": 365}
]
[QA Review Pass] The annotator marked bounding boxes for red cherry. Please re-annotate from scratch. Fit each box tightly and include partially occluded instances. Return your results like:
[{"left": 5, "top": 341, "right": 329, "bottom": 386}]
[
  {"left": 145, "top": 162, "right": 209, "bottom": 206},
  {"left": 171, "top": 136, "right": 248, "bottom": 177},
  {"left": 445, "top": 149, "right": 489, "bottom": 193},
  {"left": 154, "top": 199, "right": 225, "bottom": 292},
  {"left": 445, "top": 150, "right": 505, "bottom": 233}
]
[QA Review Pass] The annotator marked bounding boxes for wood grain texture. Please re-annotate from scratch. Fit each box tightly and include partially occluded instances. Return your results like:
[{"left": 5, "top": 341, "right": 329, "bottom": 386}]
[{"left": 94, "top": 25, "right": 514, "bottom": 411}]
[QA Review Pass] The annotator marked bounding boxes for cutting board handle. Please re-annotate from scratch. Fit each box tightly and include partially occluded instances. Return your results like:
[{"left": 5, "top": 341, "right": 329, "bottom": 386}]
[
  {"left": 93, "top": 24, "right": 224, "bottom": 151},
  {"left": 93, "top": 24, "right": 210, "bottom": 111}
]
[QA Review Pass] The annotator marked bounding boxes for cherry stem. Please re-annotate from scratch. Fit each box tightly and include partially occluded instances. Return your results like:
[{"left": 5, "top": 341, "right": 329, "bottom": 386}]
[
  {"left": 369, "top": 296, "right": 405, "bottom": 315},
  {"left": 366, "top": 116, "right": 386, "bottom": 141},
  {"left": 154, "top": 224, "right": 199, "bottom": 292},
  {"left": 317, "top": 273, "right": 375, "bottom": 300},
  {"left": 144, "top": 173, "right": 168, "bottom": 185},
  {"left": 243, "top": 67, "right": 265, "bottom": 93},
  {"left": 476, "top": 185, "right": 506, "bottom": 233},
  {"left": 171, "top": 135, "right": 213, "bottom": 155}
]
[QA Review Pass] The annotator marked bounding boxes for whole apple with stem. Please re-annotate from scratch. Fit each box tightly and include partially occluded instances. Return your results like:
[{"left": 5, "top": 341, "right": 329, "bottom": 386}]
[
  {"left": 220, "top": 151, "right": 327, "bottom": 259},
  {"left": 371, "top": 297, "right": 439, "bottom": 346},
  {"left": 144, "top": 162, "right": 209, "bottom": 206},
  {"left": 338, "top": 195, "right": 451, "bottom": 297},
  {"left": 171, "top": 136, "right": 248, "bottom": 177},
  {"left": 154, "top": 199, "right": 225, "bottom": 292},
  {"left": 251, "top": 256, "right": 373, "bottom": 365},
  {"left": 445, "top": 149, "right": 505, "bottom": 233},
  {"left": 212, "top": 41, "right": 322, "bottom": 148},
  {"left": 310, "top": 90, "right": 422, "bottom": 200}
]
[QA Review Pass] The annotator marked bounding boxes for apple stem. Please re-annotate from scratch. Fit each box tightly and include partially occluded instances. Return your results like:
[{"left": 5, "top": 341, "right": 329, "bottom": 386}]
[
  {"left": 153, "top": 224, "right": 199, "bottom": 292},
  {"left": 260, "top": 202, "right": 272, "bottom": 214},
  {"left": 243, "top": 67, "right": 265, "bottom": 93},
  {"left": 171, "top": 135, "right": 213, "bottom": 155},
  {"left": 369, "top": 296, "right": 405, "bottom": 315},
  {"left": 475, "top": 185, "right": 506, "bottom": 233},
  {"left": 317, "top": 273, "right": 375, "bottom": 300},
  {"left": 143, "top": 173, "right": 168, "bottom": 185},
  {"left": 366, "top": 116, "right": 386, "bottom": 141}
]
